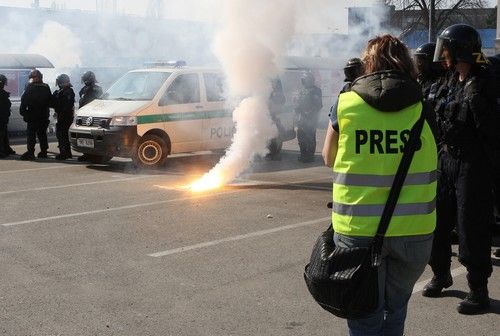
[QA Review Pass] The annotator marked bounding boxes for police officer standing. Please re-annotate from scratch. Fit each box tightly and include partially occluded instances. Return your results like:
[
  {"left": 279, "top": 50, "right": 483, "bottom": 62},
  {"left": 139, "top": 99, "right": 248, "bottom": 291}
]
[
  {"left": 79, "top": 71, "right": 102, "bottom": 108},
  {"left": 422, "top": 24, "right": 495, "bottom": 315},
  {"left": 52, "top": 74, "right": 75, "bottom": 160},
  {"left": 0, "top": 74, "right": 13, "bottom": 158},
  {"left": 77, "top": 71, "right": 102, "bottom": 162},
  {"left": 295, "top": 72, "right": 322, "bottom": 162},
  {"left": 19, "top": 69, "right": 52, "bottom": 160}
]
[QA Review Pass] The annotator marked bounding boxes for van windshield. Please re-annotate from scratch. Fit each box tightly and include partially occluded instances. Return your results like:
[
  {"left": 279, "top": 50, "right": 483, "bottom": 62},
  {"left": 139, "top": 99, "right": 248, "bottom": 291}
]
[{"left": 101, "top": 71, "right": 171, "bottom": 101}]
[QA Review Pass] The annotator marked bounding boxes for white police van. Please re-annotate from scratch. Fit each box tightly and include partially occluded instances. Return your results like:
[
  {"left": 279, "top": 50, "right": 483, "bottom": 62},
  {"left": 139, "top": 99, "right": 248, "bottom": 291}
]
[{"left": 69, "top": 62, "right": 296, "bottom": 168}]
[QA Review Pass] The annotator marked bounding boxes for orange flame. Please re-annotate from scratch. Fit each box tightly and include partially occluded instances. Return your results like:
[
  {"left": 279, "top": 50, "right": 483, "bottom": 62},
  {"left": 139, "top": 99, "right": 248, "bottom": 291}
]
[{"left": 190, "top": 172, "right": 224, "bottom": 192}]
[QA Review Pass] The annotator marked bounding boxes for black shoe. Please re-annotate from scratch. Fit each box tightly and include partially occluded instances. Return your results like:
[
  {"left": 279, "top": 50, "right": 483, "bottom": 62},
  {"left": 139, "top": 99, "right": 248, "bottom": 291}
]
[
  {"left": 457, "top": 288, "right": 490, "bottom": 315},
  {"left": 55, "top": 154, "right": 69, "bottom": 160},
  {"left": 37, "top": 151, "right": 48, "bottom": 159},
  {"left": 7, "top": 148, "right": 16, "bottom": 155},
  {"left": 422, "top": 274, "right": 453, "bottom": 297},
  {"left": 0, "top": 152, "right": 7, "bottom": 158},
  {"left": 19, "top": 152, "right": 35, "bottom": 161},
  {"left": 77, "top": 154, "right": 87, "bottom": 162}
]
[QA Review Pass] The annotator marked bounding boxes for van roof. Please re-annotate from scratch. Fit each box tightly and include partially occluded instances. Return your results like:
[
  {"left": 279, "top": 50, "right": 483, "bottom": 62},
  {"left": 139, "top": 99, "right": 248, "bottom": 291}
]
[{"left": 131, "top": 67, "right": 220, "bottom": 73}]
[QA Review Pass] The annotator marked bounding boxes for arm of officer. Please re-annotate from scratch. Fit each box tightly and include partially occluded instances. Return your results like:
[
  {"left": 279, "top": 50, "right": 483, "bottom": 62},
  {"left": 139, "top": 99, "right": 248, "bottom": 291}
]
[
  {"left": 322, "top": 120, "right": 339, "bottom": 168},
  {"left": 468, "top": 79, "right": 495, "bottom": 140}
]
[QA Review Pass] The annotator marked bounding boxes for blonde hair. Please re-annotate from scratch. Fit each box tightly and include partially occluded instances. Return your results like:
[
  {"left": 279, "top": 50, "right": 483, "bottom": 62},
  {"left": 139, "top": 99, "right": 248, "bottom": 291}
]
[{"left": 362, "top": 34, "right": 416, "bottom": 78}]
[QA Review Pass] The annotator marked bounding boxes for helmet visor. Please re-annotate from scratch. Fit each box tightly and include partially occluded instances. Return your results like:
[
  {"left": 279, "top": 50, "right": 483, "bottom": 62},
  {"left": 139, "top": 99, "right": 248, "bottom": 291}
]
[{"left": 433, "top": 38, "right": 445, "bottom": 63}]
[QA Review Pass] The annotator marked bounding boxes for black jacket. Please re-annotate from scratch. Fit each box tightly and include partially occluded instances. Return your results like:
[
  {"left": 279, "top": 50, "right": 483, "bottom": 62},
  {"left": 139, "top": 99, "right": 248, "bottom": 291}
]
[
  {"left": 52, "top": 87, "right": 75, "bottom": 122},
  {"left": 0, "top": 88, "right": 11, "bottom": 125},
  {"left": 20, "top": 82, "right": 52, "bottom": 122},
  {"left": 437, "top": 67, "right": 498, "bottom": 154},
  {"left": 79, "top": 84, "right": 102, "bottom": 108}
]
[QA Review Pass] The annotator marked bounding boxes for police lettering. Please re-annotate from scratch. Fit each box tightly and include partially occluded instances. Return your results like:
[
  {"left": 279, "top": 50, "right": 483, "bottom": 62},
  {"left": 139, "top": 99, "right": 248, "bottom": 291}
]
[
  {"left": 355, "top": 129, "right": 410, "bottom": 154},
  {"left": 210, "top": 126, "right": 235, "bottom": 139}
]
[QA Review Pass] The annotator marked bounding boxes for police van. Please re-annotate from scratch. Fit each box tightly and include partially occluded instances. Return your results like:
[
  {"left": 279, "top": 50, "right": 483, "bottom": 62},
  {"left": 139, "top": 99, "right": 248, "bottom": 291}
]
[{"left": 69, "top": 62, "right": 297, "bottom": 168}]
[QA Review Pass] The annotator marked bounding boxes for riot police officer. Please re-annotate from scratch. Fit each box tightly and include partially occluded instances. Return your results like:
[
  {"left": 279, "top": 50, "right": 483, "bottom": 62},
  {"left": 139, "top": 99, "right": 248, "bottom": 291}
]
[
  {"left": 295, "top": 72, "right": 322, "bottom": 162},
  {"left": 52, "top": 74, "right": 75, "bottom": 160},
  {"left": 19, "top": 69, "right": 52, "bottom": 160},
  {"left": 422, "top": 24, "right": 495, "bottom": 315},
  {"left": 414, "top": 42, "right": 445, "bottom": 99},
  {"left": 78, "top": 71, "right": 102, "bottom": 162},
  {"left": 79, "top": 71, "right": 102, "bottom": 108},
  {"left": 341, "top": 57, "right": 363, "bottom": 93},
  {"left": 0, "top": 74, "right": 13, "bottom": 158}
]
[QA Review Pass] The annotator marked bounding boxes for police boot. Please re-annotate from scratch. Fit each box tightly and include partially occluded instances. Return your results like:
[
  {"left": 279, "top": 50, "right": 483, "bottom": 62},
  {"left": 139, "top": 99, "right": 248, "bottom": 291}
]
[
  {"left": 422, "top": 273, "right": 453, "bottom": 297},
  {"left": 37, "top": 151, "right": 48, "bottom": 159},
  {"left": 19, "top": 151, "right": 35, "bottom": 161},
  {"left": 457, "top": 287, "right": 490, "bottom": 315}
]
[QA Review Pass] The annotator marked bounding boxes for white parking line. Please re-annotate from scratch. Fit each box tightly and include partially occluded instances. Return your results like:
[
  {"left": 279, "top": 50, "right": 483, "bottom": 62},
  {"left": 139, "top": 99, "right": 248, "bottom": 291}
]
[
  {"left": 412, "top": 266, "right": 467, "bottom": 294},
  {"left": 148, "top": 217, "right": 331, "bottom": 257},
  {"left": 0, "top": 165, "right": 82, "bottom": 174},
  {"left": 1, "top": 189, "right": 243, "bottom": 227},
  {"left": 0, "top": 176, "right": 149, "bottom": 195}
]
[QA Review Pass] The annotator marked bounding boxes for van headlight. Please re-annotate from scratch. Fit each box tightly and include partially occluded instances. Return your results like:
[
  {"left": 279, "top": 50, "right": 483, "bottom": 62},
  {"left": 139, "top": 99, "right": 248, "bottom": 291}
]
[{"left": 110, "top": 116, "right": 137, "bottom": 126}]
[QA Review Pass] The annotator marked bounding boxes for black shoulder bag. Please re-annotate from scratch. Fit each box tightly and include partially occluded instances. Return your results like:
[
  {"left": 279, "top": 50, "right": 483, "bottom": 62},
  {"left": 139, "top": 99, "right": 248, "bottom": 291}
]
[{"left": 303, "top": 109, "right": 427, "bottom": 319}]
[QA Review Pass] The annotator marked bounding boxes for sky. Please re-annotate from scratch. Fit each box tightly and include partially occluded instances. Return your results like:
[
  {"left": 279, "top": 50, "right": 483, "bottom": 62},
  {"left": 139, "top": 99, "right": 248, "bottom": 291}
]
[{"left": 0, "top": 0, "right": 382, "bottom": 32}]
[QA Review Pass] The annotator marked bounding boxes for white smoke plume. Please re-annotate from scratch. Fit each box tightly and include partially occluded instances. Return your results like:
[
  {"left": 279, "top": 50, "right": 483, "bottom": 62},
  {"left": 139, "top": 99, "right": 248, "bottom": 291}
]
[
  {"left": 27, "top": 21, "right": 82, "bottom": 68},
  {"left": 192, "top": 0, "right": 297, "bottom": 190}
]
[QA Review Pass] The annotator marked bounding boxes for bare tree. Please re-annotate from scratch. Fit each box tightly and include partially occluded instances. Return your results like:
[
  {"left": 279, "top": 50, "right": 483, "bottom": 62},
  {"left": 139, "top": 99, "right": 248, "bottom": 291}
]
[{"left": 384, "top": 0, "right": 488, "bottom": 40}]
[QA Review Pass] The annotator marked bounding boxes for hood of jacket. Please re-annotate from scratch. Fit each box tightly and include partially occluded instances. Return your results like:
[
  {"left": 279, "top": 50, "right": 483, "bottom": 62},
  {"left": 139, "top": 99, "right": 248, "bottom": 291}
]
[{"left": 350, "top": 70, "right": 422, "bottom": 112}]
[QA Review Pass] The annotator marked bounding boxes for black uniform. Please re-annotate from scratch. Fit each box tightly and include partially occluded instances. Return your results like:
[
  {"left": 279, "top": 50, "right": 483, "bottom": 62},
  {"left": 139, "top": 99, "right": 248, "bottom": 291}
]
[
  {"left": 19, "top": 82, "right": 52, "bottom": 157},
  {"left": 0, "top": 87, "right": 12, "bottom": 157},
  {"left": 52, "top": 86, "right": 75, "bottom": 158},
  {"left": 431, "top": 68, "right": 495, "bottom": 291},
  {"left": 79, "top": 84, "right": 102, "bottom": 108},
  {"left": 295, "top": 83, "right": 322, "bottom": 162}
]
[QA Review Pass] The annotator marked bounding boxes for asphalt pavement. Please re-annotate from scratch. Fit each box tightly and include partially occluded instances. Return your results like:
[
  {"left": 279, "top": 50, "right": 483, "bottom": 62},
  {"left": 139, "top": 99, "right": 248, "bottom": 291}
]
[{"left": 0, "top": 132, "right": 498, "bottom": 336}]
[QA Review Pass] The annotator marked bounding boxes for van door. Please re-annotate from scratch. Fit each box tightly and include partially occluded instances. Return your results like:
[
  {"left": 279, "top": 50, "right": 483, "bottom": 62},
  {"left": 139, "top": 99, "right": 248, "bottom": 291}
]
[
  {"left": 158, "top": 73, "right": 203, "bottom": 153},
  {"left": 201, "top": 72, "right": 233, "bottom": 150}
]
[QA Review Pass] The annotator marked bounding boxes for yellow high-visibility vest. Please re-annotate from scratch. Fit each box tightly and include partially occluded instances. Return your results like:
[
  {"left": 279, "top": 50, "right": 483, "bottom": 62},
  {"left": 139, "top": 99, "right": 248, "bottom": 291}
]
[{"left": 332, "top": 91, "right": 437, "bottom": 237}]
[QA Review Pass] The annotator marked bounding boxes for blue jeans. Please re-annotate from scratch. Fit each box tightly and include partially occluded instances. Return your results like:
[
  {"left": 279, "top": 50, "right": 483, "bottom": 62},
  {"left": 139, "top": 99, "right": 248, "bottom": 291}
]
[{"left": 334, "top": 232, "right": 433, "bottom": 336}]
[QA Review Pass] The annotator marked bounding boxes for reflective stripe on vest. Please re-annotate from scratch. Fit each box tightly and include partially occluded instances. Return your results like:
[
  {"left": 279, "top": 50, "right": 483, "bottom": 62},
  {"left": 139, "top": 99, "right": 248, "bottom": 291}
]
[
  {"left": 333, "top": 171, "right": 437, "bottom": 187},
  {"left": 332, "top": 197, "right": 436, "bottom": 217}
]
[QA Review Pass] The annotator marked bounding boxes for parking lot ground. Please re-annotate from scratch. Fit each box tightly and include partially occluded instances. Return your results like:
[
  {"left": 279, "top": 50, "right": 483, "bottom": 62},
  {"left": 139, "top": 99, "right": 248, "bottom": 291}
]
[{"left": 0, "top": 131, "right": 498, "bottom": 336}]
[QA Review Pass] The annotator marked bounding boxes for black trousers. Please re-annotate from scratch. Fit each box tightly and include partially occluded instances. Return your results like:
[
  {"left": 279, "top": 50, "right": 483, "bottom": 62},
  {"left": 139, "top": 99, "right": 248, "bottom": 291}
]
[
  {"left": 430, "top": 150, "right": 493, "bottom": 289},
  {"left": 0, "top": 123, "right": 8, "bottom": 154},
  {"left": 297, "top": 125, "right": 317, "bottom": 158},
  {"left": 26, "top": 120, "right": 49, "bottom": 154},
  {"left": 56, "top": 118, "right": 72, "bottom": 156}
]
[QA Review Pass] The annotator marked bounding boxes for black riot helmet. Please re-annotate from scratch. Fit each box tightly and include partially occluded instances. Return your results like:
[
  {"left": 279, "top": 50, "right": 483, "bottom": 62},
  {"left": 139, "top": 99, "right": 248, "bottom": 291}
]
[
  {"left": 414, "top": 42, "right": 444, "bottom": 75},
  {"left": 301, "top": 71, "right": 315, "bottom": 88},
  {"left": 56, "top": 73, "right": 71, "bottom": 88},
  {"left": 81, "top": 71, "right": 97, "bottom": 86},
  {"left": 0, "top": 74, "right": 7, "bottom": 87},
  {"left": 29, "top": 69, "right": 43, "bottom": 82},
  {"left": 433, "top": 24, "right": 485, "bottom": 65},
  {"left": 343, "top": 58, "right": 363, "bottom": 82}
]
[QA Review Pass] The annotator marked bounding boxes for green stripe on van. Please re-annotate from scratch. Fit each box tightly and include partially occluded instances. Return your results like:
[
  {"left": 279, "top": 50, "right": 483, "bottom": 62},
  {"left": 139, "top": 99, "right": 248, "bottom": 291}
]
[{"left": 137, "top": 109, "right": 232, "bottom": 124}]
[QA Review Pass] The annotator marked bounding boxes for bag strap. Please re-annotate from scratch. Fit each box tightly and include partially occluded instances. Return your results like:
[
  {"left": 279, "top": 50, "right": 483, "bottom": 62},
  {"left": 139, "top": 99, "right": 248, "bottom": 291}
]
[{"left": 371, "top": 102, "right": 428, "bottom": 266}]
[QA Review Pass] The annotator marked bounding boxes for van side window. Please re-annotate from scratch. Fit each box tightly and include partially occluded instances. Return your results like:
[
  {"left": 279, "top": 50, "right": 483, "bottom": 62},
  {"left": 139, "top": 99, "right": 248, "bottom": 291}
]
[
  {"left": 204, "top": 73, "right": 226, "bottom": 102},
  {"left": 161, "top": 74, "right": 200, "bottom": 105}
]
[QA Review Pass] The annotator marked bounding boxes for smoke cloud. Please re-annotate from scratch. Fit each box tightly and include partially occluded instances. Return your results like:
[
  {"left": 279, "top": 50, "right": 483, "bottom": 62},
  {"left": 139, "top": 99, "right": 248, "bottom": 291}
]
[
  {"left": 28, "top": 21, "right": 82, "bottom": 68},
  {"left": 192, "top": 0, "right": 297, "bottom": 190}
]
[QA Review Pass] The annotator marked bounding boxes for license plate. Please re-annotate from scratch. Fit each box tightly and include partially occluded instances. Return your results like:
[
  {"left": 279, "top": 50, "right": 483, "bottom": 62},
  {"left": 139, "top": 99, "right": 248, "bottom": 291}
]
[{"left": 77, "top": 138, "right": 94, "bottom": 148}]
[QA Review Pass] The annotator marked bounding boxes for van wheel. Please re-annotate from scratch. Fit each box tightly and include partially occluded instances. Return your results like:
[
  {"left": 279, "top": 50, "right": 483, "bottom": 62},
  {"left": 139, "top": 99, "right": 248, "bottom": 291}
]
[
  {"left": 267, "top": 138, "right": 283, "bottom": 156},
  {"left": 133, "top": 134, "right": 169, "bottom": 168},
  {"left": 87, "top": 154, "right": 112, "bottom": 164}
]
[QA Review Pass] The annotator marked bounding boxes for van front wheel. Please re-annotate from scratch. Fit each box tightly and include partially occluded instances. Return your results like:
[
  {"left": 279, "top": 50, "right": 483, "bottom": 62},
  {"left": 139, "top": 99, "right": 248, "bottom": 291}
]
[{"left": 133, "top": 134, "right": 169, "bottom": 168}]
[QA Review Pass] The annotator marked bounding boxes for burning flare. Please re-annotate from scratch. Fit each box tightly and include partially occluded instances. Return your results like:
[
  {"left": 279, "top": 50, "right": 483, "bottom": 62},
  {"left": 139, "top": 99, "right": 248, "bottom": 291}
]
[{"left": 190, "top": 172, "right": 223, "bottom": 192}]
